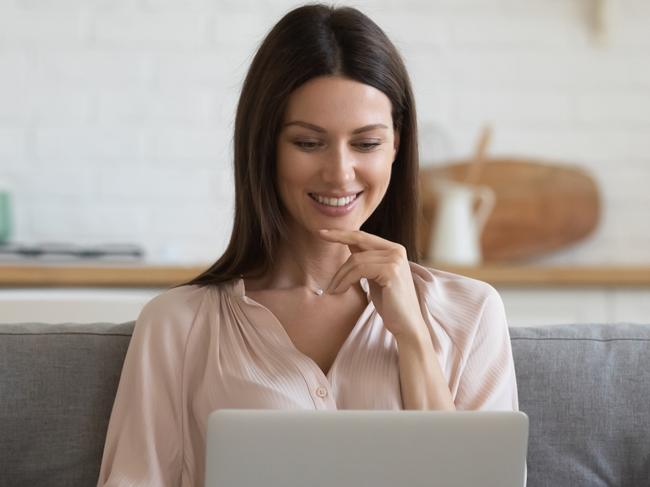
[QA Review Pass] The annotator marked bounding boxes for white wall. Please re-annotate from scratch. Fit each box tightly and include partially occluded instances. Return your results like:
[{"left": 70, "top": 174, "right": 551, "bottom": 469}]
[
  {"left": 0, "top": 0, "right": 649, "bottom": 264},
  {"left": 0, "top": 288, "right": 159, "bottom": 323}
]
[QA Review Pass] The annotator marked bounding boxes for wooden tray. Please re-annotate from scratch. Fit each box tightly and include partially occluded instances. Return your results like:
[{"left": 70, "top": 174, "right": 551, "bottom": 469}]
[{"left": 419, "top": 158, "right": 601, "bottom": 263}]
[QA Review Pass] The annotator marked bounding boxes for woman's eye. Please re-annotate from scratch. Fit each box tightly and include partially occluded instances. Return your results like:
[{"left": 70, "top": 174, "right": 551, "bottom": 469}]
[
  {"left": 294, "top": 141, "right": 322, "bottom": 151},
  {"left": 356, "top": 142, "right": 381, "bottom": 151}
]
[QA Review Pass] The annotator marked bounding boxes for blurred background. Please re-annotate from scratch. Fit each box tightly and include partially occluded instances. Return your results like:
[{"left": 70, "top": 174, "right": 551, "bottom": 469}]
[{"left": 1, "top": 0, "right": 649, "bottom": 324}]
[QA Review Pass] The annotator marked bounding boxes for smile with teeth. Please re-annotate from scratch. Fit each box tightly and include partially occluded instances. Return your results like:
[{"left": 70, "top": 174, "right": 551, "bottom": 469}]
[{"left": 309, "top": 192, "right": 360, "bottom": 207}]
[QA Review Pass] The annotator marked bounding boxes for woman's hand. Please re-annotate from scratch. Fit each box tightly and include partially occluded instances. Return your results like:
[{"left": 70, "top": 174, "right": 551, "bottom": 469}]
[
  {"left": 319, "top": 228, "right": 427, "bottom": 342},
  {"left": 320, "top": 228, "right": 455, "bottom": 410}
]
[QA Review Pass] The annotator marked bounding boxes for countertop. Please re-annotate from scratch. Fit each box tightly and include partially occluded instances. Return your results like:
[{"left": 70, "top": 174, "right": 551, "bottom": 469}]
[{"left": 1, "top": 262, "right": 650, "bottom": 287}]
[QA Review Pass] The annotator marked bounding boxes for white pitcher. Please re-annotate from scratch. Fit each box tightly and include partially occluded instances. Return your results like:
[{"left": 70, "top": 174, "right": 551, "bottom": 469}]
[{"left": 428, "top": 180, "right": 496, "bottom": 266}]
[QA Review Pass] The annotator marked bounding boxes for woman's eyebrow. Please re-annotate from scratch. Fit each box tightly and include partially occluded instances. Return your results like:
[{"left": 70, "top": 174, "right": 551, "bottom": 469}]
[{"left": 283, "top": 121, "right": 388, "bottom": 134}]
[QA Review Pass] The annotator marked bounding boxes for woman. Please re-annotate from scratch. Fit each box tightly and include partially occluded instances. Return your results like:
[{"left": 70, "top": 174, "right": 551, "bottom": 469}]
[{"left": 98, "top": 4, "right": 519, "bottom": 486}]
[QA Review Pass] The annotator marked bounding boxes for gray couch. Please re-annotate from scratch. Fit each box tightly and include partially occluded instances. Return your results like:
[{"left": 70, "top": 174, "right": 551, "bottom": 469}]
[{"left": 1, "top": 322, "right": 649, "bottom": 487}]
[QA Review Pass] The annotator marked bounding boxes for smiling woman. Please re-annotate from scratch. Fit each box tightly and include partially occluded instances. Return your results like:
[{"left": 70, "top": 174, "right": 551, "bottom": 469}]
[
  {"left": 97, "top": 4, "right": 521, "bottom": 487},
  {"left": 182, "top": 4, "right": 420, "bottom": 288}
]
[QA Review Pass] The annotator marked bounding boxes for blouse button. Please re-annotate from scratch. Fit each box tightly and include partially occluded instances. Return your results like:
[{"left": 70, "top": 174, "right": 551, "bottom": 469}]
[{"left": 315, "top": 386, "right": 328, "bottom": 398}]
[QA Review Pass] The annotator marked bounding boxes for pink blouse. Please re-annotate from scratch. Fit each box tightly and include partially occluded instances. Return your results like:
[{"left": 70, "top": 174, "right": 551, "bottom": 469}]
[{"left": 97, "top": 261, "right": 520, "bottom": 486}]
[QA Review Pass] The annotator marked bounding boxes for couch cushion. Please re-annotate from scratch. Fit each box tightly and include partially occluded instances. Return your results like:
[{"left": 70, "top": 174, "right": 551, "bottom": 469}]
[
  {"left": 0, "top": 322, "right": 135, "bottom": 487},
  {"left": 510, "top": 323, "right": 650, "bottom": 487}
]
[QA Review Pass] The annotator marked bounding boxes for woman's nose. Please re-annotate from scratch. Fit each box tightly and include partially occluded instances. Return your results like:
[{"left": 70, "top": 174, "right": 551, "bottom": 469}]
[{"left": 321, "top": 145, "right": 355, "bottom": 185}]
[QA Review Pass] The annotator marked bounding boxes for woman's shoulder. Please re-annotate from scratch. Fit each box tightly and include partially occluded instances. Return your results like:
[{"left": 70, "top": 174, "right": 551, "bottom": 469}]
[
  {"left": 135, "top": 282, "right": 232, "bottom": 335},
  {"left": 408, "top": 261, "right": 507, "bottom": 353},
  {"left": 408, "top": 260, "right": 499, "bottom": 307},
  {"left": 140, "top": 284, "right": 210, "bottom": 318}
]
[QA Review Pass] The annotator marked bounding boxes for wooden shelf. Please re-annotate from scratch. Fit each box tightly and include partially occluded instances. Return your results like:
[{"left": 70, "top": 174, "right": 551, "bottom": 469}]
[
  {"left": 1, "top": 263, "right": 650, "bottom": 288},
  {"left": 0, "top": 263, "right": 207, "bottom": 288},
  {"left": 433, "top": 264, "right": 650, "bottom": 287}
]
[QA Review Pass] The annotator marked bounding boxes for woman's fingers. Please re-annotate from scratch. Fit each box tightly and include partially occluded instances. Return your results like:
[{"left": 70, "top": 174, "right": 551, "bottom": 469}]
[
  {"left": 319, "top": 228, "right": 405, "bottom": 254},
  {"left": 327, "top": 251, "right": 395, "bottom": 293}
]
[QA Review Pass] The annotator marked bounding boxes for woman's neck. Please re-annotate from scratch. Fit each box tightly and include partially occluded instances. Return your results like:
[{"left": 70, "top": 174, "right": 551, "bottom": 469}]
[{"left": 249, "top": 235, "right": 351, "bottom": 293}]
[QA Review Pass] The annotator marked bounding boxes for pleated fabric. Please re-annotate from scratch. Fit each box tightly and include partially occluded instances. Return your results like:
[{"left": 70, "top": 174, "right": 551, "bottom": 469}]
[{"left": 97, "top": 261, "right": 519, "bottom": 487}]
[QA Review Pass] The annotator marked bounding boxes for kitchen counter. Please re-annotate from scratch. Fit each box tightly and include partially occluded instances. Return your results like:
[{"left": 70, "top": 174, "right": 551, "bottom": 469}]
[
  {"left": 1, "top": 263, "right": 650, "bottom": 287},
  {"left": 0, "top": 263, "right": 203, "bottom": 287}
]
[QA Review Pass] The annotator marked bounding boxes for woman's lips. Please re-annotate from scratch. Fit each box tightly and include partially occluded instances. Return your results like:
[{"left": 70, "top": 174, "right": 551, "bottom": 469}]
[{"left": 307, "top": 191, "right": 362, "bottom": 217}]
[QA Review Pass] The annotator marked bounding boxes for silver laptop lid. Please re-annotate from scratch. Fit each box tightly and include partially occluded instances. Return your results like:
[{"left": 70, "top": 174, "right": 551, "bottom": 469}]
[{"left": 205, "top": 409, "right": 528, "bottom": 487}]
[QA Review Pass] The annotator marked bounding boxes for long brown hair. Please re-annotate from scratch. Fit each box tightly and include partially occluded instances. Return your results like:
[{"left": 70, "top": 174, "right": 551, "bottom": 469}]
[{"left": 183, "top": 4, "right": 421, "bottom": 288}]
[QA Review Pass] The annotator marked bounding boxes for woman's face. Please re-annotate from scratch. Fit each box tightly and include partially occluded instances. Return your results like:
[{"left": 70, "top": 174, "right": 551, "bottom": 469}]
[{"left": 276, "top": 75, "right": 399, "bottom": 237}]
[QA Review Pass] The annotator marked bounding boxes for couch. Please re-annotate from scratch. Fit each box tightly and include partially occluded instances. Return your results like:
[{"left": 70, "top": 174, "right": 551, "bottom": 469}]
[{"left": 1, "top": 322, "right": 649, "bottom": 487}]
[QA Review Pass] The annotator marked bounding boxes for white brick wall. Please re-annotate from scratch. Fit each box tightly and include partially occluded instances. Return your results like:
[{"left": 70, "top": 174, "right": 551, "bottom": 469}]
[{"left": 0, "top": 0, "right": 649, "bottom": 265}]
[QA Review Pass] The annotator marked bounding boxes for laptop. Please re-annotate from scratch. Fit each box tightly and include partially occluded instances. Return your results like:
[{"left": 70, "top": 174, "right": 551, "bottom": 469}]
[{"left": 204, "top": 409, "right": 528, "bottom": 487}]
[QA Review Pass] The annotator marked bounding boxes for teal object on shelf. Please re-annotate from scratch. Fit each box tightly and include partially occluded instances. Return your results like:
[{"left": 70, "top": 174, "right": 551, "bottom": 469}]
[{"left": 0, "top": 190, "right": 11, "bottom": 244}]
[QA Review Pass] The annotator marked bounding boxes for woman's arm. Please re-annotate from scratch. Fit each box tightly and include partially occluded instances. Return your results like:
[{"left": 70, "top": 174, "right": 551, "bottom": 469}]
[
  {"left": 97, "top": 294, "right": 189, "bottom": 486},
  {"left": 395, "top": 323, "right": 456, "bottom": 411},
  {"left": 453, "top": 286, "right": 519, "bottom": 411}
]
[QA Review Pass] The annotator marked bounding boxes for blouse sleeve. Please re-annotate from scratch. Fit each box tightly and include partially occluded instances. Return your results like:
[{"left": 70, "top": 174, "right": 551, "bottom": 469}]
[
  {"left": 453, "top": 286, "right": 519, "bottom": 411},
  {"left": 97, "top": 295, "right": 188, "bottom": 486}
]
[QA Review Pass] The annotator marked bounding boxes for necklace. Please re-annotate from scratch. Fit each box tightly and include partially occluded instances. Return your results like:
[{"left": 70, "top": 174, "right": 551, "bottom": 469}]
[
  {"left": 293, "top": 259, "right": 327, "bottom": 296},
  {"left": 241, "top": 259, "right": 331, "bottom": 296}
]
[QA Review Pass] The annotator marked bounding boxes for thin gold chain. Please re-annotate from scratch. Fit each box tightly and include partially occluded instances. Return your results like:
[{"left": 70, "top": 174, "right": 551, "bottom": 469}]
[{"left": 292, "top": 257, "right": 327, "bottom": 296}]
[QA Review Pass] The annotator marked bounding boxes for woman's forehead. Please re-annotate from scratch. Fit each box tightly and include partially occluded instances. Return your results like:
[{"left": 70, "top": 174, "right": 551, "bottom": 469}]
[{"left": 283, "top": 75, "right": 393, "bottom": 130}]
